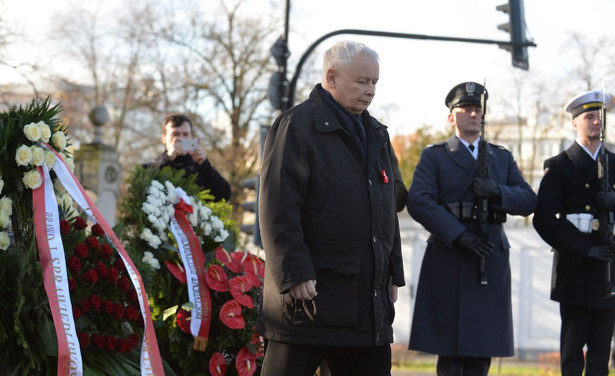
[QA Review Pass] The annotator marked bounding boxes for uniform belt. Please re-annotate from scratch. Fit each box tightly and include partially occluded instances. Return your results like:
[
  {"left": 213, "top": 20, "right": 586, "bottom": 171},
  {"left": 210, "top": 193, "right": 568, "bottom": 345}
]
[
  {"left": 566, "top": 213, "right": 600, "bottom": 234},
  {"left": 447, "top": 201, "right": 507, "bottom": 224}
]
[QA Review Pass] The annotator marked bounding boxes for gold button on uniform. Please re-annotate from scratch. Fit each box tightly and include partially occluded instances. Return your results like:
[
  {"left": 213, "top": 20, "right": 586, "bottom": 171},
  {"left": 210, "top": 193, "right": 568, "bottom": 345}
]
[
  {"left": 585, "top": 205, "right": 591, "bottom": 211},
  {"left": 585, "top": 183, "right": 590, "bottom": 188}
]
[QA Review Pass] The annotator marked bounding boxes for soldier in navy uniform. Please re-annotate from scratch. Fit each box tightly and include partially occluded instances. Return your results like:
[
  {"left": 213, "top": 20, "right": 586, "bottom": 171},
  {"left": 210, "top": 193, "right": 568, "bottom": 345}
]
[
  {"left": 407, "top": 82, "right": 537, "bottom": 376},
  {"left": 533, "top": 90, "right": 615, "bottom": 376}
]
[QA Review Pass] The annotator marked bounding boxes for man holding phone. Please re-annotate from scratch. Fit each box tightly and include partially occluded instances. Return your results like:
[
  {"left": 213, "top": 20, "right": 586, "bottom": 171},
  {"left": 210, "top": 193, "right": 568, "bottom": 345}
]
[{"left": 149, "top": 113, "right": 231, "bottom": 202}]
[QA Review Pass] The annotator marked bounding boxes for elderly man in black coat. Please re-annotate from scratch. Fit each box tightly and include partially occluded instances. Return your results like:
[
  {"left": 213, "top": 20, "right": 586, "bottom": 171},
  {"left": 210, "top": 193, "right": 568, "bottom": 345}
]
[
  {"left": 407, "top": 82, "right": 536, "bottom": 376},
  {"left": 533, "top": 89, "right": 615, "bottom": 376},
  {"left": 256, "top": 40, "right": 405, "bottom": 376}
]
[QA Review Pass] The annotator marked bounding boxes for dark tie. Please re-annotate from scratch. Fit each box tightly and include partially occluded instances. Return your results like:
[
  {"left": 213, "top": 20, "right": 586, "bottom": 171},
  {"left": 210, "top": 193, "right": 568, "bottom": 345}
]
[{"left": 469, "top": 144, "right": 475, "bottom": 152}]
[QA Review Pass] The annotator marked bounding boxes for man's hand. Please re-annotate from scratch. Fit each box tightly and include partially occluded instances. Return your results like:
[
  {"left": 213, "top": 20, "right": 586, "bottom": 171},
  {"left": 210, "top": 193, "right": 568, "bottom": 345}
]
[
  {"left": 587, "top": 245, "right": 615, "bottom": 262},
  {"left": 188, "top": 144, "right": 207, "bottom": 164},
  {"left": 391, "top": 284, "right": 398, "bottom": 303},
  {"left": 596, "top": 191, "right": 615, "bottom": 210},
  {"left": 453, "top": 231, "right": 494, "bottom": 257},
  {"left": 473, "top": 177, "right": 502, "bottom": 203},
  {"left": 289, "top": 280, "right": 318, "bottom": 300}
]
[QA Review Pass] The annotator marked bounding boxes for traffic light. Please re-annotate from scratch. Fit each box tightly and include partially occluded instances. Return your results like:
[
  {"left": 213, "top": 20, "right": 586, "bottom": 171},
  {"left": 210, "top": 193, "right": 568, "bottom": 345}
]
[
  {"left": 496, "top": 0, "right": 529, "bottom": 70},
  {"left": 269, "top": 36, "right": 290, "bottom": 110},
  {"left": 240, "top": 175, "right": 262, "bottom": 248}
]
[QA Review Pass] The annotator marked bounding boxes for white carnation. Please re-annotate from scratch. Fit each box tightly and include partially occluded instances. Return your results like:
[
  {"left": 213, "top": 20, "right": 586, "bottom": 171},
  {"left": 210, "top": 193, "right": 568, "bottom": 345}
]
[
  {"left": 15, "top": 145, "right": 32, "bottom": 166},
  {"left": 51, "top": 131, "right": 67, "bottom": 150},
  {"left": 23, "top": 122, "right": 41, "bottom": 142}
]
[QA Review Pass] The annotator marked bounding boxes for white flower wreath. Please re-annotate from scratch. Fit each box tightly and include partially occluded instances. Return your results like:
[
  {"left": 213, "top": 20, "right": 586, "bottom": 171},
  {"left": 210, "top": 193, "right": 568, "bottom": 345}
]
[{"left": 138, "top": 179, "right": 230, "bottom": 269}]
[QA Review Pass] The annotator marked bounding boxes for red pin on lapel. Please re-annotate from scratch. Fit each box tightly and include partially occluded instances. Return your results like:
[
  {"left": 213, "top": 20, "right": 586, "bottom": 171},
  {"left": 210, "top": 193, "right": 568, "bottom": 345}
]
[{"left": 380, "top": 169, "right": 389, "bottom": 184}]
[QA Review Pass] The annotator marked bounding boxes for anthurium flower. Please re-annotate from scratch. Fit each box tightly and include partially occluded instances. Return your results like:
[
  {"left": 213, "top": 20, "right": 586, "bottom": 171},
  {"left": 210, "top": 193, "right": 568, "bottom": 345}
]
[
  {"left": 176, "top": 308, "right": 191, "bottom": 334},
  {"left": 235, "top": 347, "right": 257, "bottom": 376},
  {"left": 206, "top": 264, "right": 230, "bottom": 292},
  {"left": 209, "top": 352, "right": 228, "bottom": 376},
  {"left": 164, "top": 260, "right": 187, "bottom": 284},
  {"left": 230, "top": 276, "right": 254, "bottom": 308},
  {"left": 242, "top": 254, "right": 264, "bottom": 287},
  {"left": 220, "top": 300, "right": 245, "bottom": 329},
  {"left": 214, "top": 246, "right": 241, "bottom": 273}
]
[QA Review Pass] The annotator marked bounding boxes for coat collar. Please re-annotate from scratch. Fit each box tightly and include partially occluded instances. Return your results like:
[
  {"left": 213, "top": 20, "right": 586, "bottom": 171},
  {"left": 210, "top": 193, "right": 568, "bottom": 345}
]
[{"left": 566, "top": 141, "right": 598, "bottom": 178}]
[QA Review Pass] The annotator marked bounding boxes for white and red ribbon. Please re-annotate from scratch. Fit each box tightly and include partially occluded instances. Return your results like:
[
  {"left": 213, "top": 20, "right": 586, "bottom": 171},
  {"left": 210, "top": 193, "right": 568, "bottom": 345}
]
[
  {"left": 168, "top": 192, "right": 212, "bottom": 351},
  {"left": 32, "top": 145, "right": 164, "bottom": 375}
]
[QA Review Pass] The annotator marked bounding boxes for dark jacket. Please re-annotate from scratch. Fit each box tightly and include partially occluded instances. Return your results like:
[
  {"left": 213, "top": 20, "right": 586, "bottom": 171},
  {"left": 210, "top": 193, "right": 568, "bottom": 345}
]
[
  {"left": 256, "top": 84, "right": 405, "bottom": 347},
  {"left": 150, "top": 152, "right": 231, "bottom": 202},
  {"left": 533, "top": 142, "right": 615, "bottom": 308},
  {"left": 407, "top": 135, "right": 536, "bottom": 357}
]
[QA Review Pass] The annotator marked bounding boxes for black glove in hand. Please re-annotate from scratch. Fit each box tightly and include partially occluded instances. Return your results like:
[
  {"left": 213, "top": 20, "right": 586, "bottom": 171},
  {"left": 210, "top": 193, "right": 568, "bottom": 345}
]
[
  {"left": 587, "top": 245, "right": 615, "bottom": 262},
  {"left": 473, "top": 177, "right": 502, "bottom": 203},
  {"left": 596, "top": 191, "right": 615, "bottom": 210},
  {"left": 454, "top": 231, "right": 495, "bottom": 257}
]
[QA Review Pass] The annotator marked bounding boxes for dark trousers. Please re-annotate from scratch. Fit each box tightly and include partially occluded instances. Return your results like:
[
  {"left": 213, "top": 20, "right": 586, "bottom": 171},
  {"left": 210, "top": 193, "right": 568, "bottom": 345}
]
[
  {"left": 560, "top": 303, "right": 615, "bottom": 376},
  {"left": 260, "top": 339, "right": 392, "bottom": 376},
  {"left": 436, "top": 355, "right": 491, "bottom": 376}
]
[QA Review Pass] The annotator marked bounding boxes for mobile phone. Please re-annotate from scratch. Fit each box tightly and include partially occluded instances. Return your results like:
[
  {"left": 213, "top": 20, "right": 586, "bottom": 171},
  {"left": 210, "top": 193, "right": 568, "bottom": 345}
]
[{"left": 176, "top": 138, "right": 198, "bottom": 152}]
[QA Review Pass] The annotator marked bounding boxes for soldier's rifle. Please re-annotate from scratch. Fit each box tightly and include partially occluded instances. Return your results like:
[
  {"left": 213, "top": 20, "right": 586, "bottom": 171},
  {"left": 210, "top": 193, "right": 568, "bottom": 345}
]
[
  {"left": 476, "top": 86, "right": 489, "bottom": 286},
  {"left": 597, "top": 82, "right": 615, "bottom": 297}
]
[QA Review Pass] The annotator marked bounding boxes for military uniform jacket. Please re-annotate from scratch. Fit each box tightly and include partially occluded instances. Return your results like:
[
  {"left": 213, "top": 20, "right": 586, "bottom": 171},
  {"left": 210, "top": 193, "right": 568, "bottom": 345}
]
[
  {"left": 407, "top": 135, "right": 536, "bottom": 357},
  {"left": 255, "top": 85, "right": 405, "bottom": 347},
  {"left": 533, "top": 142, "right": 615, "bottom": 308}
]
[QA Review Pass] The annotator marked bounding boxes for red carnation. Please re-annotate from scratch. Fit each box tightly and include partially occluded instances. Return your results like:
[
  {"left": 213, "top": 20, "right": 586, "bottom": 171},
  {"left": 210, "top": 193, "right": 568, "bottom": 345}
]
[
  {"left": 118, "top": 276, "right": 131, "bottom": 292},
  {"left": 79, "top": 299, "right": 90, "bottom": 313},
  {"left": 90, "top": 294, "right": 101, "bottom": 310},
  {"left": 114, "top": 258, "right": 126, "bottom": 272},
  {"left": 74, "top": 243, "right": 88, "bottom": 259},
  {"left": 127, "top": 289, "right": 138, "bottom": 303},
  {"left": 103, "top": 300, "right": 114, "bottom": 315},
  {"left": 86, "top": 235, "right": 100, "bottom": 251},
  {"left": 115, "top": 338, "right": 129, "bottom": 353},
  {"left": 67, "top": 256, "right": 82, "bottom": 273},
  {"left": 94, "top": 261, "right": 108, "bottom": 278},
  {"left": 92, "top": 333, "right": 105, "bottom": 349},
  {"left": 220, "top": 300, "right": 245, "bottom": 329},
  {"left": 91, "top": 223, "right": 105, "bottom": 237},
  {"left": 72, "top": 305, "right": 83, "bottom": 319},
  {"left": 82, "top": 269, "right": 98, "bottom": 284},
  {"left": 209, "top": 352, "right": 228, "bottom": 376},
  {"left": 124, "top": 306, "right": 139, "bottom": 321},
  {"left": 100, "top": 243, "right": 113, "bottom": 259},
  {"left": 235, "top": 347, "right": 258, "bottom": 376},
  {"left": 113, "top": 303, "right": 125, "bottom": 320},
  {"left": 60, "top": 220, "right": 71, "bottom": 235},
  {"left": 77, "top": 332, "right": 91, "bottom": 347},
  {"left": 107, "top": 267, "right": 119, "bottom": 283},
  {"left": 127, "top": 334, "right": 140, "bottom": 351},
  {"left": 105, "top": 335, "right": 117, "bottom": 351},
  {"left": 74, "top": 217, "right": 87, "bottom": 230}
]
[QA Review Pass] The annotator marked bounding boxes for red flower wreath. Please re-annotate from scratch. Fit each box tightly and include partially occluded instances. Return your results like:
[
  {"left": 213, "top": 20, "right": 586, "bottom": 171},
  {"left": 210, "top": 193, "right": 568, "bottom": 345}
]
[{"left": 59, "top": 217, "right": 143, "bottom": 353}]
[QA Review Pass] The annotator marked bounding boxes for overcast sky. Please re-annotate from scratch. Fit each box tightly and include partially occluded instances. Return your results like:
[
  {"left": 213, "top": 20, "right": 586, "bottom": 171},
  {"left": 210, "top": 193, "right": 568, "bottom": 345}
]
[{"left": 4, "top": 0, "right": 615, "bottom": 135}]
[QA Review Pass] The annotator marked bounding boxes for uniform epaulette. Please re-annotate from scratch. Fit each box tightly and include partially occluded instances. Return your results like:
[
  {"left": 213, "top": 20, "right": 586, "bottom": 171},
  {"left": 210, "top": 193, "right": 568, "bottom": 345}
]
[
  {"left": 488, "top": 142, "right": 508, "bottom": 151},
  {"left": 427, "top": 141, "right": 446, "bottom": 148}
]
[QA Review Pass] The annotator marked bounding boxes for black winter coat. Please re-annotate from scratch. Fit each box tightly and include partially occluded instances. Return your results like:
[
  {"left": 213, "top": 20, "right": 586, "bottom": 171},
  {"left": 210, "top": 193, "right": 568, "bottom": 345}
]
[
  {"left": 256, "top": 85, "right": 405, "bottom": 347},
  {"left": 407, "top": 135, "right": 536, "bottom": 357},
  {"left": 533, "top": 142, "right": 615, "bottom": 308}
]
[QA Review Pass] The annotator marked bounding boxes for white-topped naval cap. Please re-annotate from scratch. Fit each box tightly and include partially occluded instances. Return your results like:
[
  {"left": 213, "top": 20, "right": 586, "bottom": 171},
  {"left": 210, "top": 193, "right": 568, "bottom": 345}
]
[{"left": 564, "top": 90, "right": 610, "bottom": 118}]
